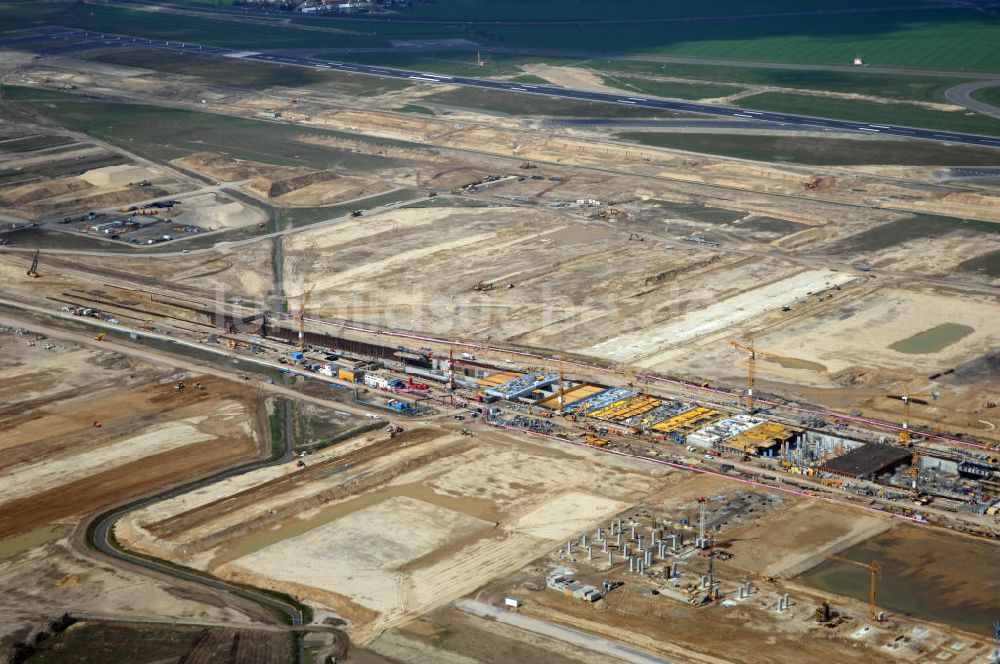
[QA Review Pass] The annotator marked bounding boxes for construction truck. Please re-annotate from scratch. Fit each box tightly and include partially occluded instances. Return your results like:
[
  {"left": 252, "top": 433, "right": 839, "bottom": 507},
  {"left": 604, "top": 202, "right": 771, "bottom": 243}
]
[{"left": 94, "top": 333, "right": 106, "bottom": 341}]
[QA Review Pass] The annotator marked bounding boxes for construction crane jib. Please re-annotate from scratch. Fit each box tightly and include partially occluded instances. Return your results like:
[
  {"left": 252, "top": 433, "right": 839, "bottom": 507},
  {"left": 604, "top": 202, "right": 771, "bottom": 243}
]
[{"left": 730, "top": 338, "right": 756, "bottom": 412}]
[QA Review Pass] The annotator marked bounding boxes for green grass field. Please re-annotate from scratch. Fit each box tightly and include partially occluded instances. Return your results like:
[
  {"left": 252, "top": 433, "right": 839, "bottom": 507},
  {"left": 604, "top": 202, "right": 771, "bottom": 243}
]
[
  {"left": 588, "top": 60, "right": 962, "bottom": 103},
  {"left": 0, "top": 2, "right": 381, "bottom": 49},
  {"left": 393, "top": 104, "right": 436, "bottom": 115},
  {"left": 401, "top": 0, "right": 928, "bottom": 21},
  {"left": 2, "top": 87, "right": 415, "bottom": 171},
  {"left": 739, "top": 92, "right": 1000, "bottom": 136},
  {"left": 599, "top": 74, "right": 743, "bottom": 100},
  {"left": 421, "top": 87, "right": 693, "bottom": 118},
  {"left": 957, "top": 249, "right": 1000, "bottom": 277},
  {"left": 482, "top": 10, "right": 1000, "bottom": 71},
  {"left": 0, "top": 134, "right": 76, "bottom": 153},
  {"left": 828, "top": 214, "right": 1000, "bottom": 256},
  {"left": 971, "top": 85, "right": 1000, "bottom": 109},
  {"left": 618, "top": 132, "right": 1000, "bottom": 166},
  {"left": 4, "top": 1, "right": 998, "bottom": 72},
  {"left": 88, "top": 49, "right": 410, "bottom": 95},
  {"left": 316, "top": 50, "right": 577, "bottom": 78}
]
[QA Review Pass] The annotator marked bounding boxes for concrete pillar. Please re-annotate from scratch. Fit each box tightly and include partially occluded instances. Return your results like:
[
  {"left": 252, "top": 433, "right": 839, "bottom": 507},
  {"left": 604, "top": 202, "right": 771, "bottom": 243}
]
[
  {"left": 622, "top": 543, "right": 629, "bottom": 557},
  {"left": 616, "top": 532, "right": 622, "bottom": 546},
  {"left": 637, "top": 535, "right": 644, "bottom": 551},
  {"left": 602, "top": 538, "right": 608, "bottom": 552},
  {"left": 588, "top": 545, "right": 593, "bottom": 561},
  {"left": 670, "top": 534, "right": 678, "bottom": 550},
  {"left": 565, "top": 541, "right": 572, "bottom": 555},
  {"left": 628, "top": 556, "right": 634, "bottom": 572},
  {"left": 608, "top": 551, "right": 613, "bottom": 566},
  {"left": 669, "top": 561, "right": 678, "bottom": 578},
  {"left": 581, "top": 534, "right": 587, "bottom": 547},
  {"left": 631, "top": 525, "right": 637, "bottom": 540},
  {"left": 637, "top": 559, "right": 644, "bottom": 574}
]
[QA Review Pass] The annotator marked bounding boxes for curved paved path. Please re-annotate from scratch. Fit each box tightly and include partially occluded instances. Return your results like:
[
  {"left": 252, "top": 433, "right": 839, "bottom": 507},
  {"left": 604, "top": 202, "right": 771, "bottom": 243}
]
[{"left": 944, "top": 80, "right": 1000, "bottom": 120}]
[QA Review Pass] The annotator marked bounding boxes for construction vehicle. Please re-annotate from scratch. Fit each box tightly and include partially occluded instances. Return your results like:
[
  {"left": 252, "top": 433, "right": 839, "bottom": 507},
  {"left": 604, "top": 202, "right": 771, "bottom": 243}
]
[
  {"left": 804, "top": 176, "right": 821, "bottom": 189},
  {"left": 174, "top": 381, "right": 185, "bottom": 390},
  {"left": 627, "top": 232, "right": 644, "bottom": 241},
  {"left": 26, "top": 249, "right": 39, "bottom": 278},
  {"left": 194, "top": 382, "right": 205, "bottom": 390},
  {"left": 519, "top": 160, "right": 536, "bottom": 170},
  {"left": 885, "top": 387, "right": 939, "bottom": 491},
  {"left": 94, "top": 333, "right": 106, "bottom": 341},
  {"left": 473, "top": 280, "right": 494, "bottom": 292},
  {"left": 460, "top": 428, "right": 473, "bottom": 436}
]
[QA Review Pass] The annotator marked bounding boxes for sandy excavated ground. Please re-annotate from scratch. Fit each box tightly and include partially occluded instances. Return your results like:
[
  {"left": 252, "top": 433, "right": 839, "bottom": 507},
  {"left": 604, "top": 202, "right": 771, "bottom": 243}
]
[
  {"left": 758, "top": 288, "right": 999, "bottom": 377},
  {"left": 584, "top": 269, "right": 857, "bottom": 366},
  {"left": 0, "top": 161, "right": 181, "bottom": 221},
  {"left": 121, "top": 426, "right": 661, "bottom": 642},
  {"left": 0, "top": 335, "right": 264, "bottom": 539},
  {"left": 0, "top": 537, "right": 262, "bottom": 651},
  {"left": 176, "top": 151, "right": 392, "bottom": 207}
]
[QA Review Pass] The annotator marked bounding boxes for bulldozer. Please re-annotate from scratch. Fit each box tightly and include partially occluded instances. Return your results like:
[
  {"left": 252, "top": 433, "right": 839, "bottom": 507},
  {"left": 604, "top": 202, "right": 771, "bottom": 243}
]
[{"left": 94, "top": 333, "right": 106, "bottom": 341}]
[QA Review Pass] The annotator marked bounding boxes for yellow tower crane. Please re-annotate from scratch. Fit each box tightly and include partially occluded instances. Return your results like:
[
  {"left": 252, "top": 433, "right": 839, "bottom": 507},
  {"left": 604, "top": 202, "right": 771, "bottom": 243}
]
[
  {"left": 828, "top": 556, "right": 882, "bottom": 622},
  {"left": 729, "top": 338, "right": 756, "bottom": 412},
  {"left": 885, "top": 387, "right": 939, "bottom": 492}
]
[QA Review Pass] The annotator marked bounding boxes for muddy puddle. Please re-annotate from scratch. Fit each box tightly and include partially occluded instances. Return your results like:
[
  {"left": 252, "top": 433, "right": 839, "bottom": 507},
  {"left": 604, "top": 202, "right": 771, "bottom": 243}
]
[
  {"left": 797, "top": 525, "right": 1000, "bottom": 635},
  {"left": 762, "top": 355, "right": 827, "bottom": 372},
  {"left": 890, "top": 323, "right": 974, "bottom": 354},
  {"left": 0, "top": 524, "right": 71, "bottom": 558}
]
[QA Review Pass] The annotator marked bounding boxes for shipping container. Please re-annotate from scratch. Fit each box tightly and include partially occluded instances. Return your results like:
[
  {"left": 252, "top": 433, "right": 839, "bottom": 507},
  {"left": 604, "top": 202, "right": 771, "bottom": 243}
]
[{"left": 338, "top": 369, "right": 356, "bottom": 382}]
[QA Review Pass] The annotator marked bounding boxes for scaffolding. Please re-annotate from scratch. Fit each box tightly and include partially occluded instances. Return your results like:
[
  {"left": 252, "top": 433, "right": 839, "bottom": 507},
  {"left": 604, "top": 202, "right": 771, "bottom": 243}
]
[
  {"left": 650, "top": 407, "right": 722, "bottom": 435},
  {"left": 724, "top": 422, "right": 801, "bottom": 455},
  {"left": 589, "top": 395, "right": 662, "bottom": 422}
]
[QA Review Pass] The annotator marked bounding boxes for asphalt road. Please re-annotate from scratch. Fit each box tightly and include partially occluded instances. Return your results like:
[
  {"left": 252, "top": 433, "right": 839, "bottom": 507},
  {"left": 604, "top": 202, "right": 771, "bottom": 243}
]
[
  {"left": 18, "top": 27, "right": 1000, "bottom": 150},
  {"left": 944, "top": 79, "right": 1000, "bottom": 120},
  {"left": 455, "top": 599, "right": 675, "bottom": 664}
]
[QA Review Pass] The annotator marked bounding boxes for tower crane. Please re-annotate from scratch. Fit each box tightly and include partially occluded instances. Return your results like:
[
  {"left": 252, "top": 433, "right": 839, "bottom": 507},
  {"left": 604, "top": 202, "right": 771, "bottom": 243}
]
[
  {"left": 295, "top": 283, "right": 316, "bottom": 352},
  {"left": 26, "top": 249, "right": 40, "bottom": 278},
  {"left": 828, "top": 556, "right": 882, "bottom": 622},
  {"left": 729, "top": 337, "right": 756, "bottom": 412},
  {"left": 885, "top": 387, "right": 939, "bottom": 492}
]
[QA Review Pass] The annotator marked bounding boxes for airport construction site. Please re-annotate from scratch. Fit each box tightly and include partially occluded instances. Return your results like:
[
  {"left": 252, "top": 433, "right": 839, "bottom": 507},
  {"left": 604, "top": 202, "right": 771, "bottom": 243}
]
[{"left": 0, "top": 38, "right": 999, "bottom": 664}]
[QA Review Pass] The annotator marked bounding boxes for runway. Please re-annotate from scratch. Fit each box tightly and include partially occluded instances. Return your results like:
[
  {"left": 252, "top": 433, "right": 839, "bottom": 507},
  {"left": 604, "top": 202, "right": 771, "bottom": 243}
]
[{"left": 8, "top": 26, "right": 1000, "bottom": 150}]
